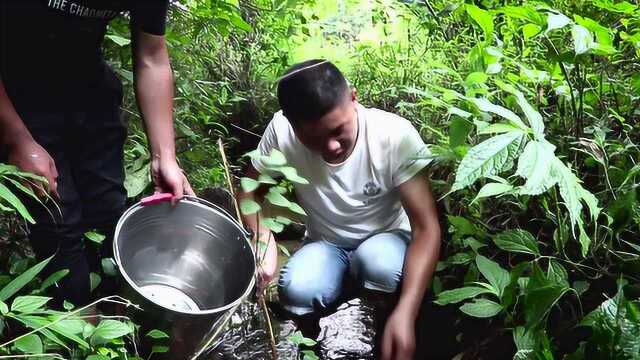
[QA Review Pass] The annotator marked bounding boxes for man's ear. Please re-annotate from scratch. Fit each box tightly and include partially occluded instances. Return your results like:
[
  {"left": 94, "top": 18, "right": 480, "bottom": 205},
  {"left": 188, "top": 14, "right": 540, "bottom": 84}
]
[{"left": 350, "top": 87, "right": 357, "bottom": 102}]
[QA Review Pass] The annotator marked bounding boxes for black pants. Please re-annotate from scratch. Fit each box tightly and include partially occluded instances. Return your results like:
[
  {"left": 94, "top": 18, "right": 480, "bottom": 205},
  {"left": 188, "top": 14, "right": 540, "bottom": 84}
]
[{"left": 20, "top": 108, "right": 127, "bottom": 306}]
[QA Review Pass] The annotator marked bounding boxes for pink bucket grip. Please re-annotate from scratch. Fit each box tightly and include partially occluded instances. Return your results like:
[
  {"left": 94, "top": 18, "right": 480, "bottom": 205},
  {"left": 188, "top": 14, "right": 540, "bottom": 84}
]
[{"left": 141, "top": 192, "right": 174, "bottom": 206}]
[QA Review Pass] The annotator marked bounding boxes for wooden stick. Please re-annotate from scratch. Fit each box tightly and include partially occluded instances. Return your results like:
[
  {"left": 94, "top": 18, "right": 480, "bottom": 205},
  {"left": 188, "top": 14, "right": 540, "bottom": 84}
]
[{"left": 217, "top": 138, "right": 243, "bottom": 223}]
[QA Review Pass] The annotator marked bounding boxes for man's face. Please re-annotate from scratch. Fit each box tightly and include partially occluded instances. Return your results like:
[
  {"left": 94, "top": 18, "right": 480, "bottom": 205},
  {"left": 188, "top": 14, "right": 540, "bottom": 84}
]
[{"left": 293, "top": 91, "right": 358, "bottom": 164}]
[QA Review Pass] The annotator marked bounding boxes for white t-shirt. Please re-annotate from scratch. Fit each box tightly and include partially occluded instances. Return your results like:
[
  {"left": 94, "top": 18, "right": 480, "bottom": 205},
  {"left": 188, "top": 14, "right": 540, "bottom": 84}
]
[{"left": 252, "top": 104, "right": 431, "bottom": 248}]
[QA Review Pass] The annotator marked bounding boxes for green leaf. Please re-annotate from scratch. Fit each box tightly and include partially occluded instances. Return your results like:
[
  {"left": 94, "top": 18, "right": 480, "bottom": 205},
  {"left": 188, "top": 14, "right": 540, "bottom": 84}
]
[
  {"left": 84, "top": 231, "right": 106, "bottom": 244},
  {"left": 516, "top": 140, "right": 558, "bottom": 195},
  {"left": 435, "top": 287, "right": 493, "bottom": 305},
  {"left": 89, "top": 272, "right": 101, "bottom": 293},
  {"left": 449, "top": 118, "right": 473, "bottom": 148},
  {"left": 278, "top": 244, "right": 291, "bottom": 257},
  {"left": 497, "top": 5, "right": 545, "bottom": 26},
  {"left": 460, "top": 299, "right": 503, "bottom": 318},
  {"left": 101, "top": 258, "right": 117, "bottom": 277},
  {"left": 263, "top": 149, "right": 287, "bottom": 167},
  {"left": 105, "top": 34, "right": 131, "bottom": 47},
  {"left": 550, "top": 158, "right": 601, "bottom": 241},
  {"left": 90, "top": 320, "right": 134, "bottom": 346},
  {"left": 465, "top": 4, "right": 493, "bottom": 37},
  {"left": 258, "top": 174, "right": 278, "bottom": 184},
  {"left": 63, "top": 300, "right": 75, "bottom": 311},
  {"left": 87, "top": 355, "right": 110, "bottom": 360},
  {"left": 288, "top": 330, "right": 317, "bottom": 346},
  {"left": 146, "top": 329, "right": 170, "bottom": 339},
  {"left": 275, "top": 216, "right": 292, "bottom": 225},
  {"left": 471, "top": 182, "right": 514, "bottom": 204},
  {"left": 10, "top": 314, "right": 68, "bottom": 350},
  {"left": 494, "top": 229, "right": 540, "bottom": 256},
  {"left": 124, "top": 162, "right": 151, "bottom": 198},
  {"left": 262, "top": 217, "right": 285, "bottom": 233},
  {"left": 15, "top": 334, "right": 43, "bottom": 354},
  {"left": 469, "top": 97, "right": 528, "bottom": 131},
  {"left": 477, "top": 123, "right": 523, "bottom": 135},
  {"left": 0, "top": 256, "right": 52, "bottom": 301},
  {"left": 288, "top": 202, "right": 307, "bottom": 216},
  {"left": 11, "top": 296, "right": 51, "bottom": 313},
  {"left": 476, "top": 255, "right": 510, "bottom": 298},
  {"left": 0, "top": 182, "right": 35, "bottom": 223},
  {"left": 265, "top": 189, "right": 291, "bottom": 207},
  {"left": 522, "top": 23, "right": 541, "bottom": 40},
  {"left": 572, "top": 24, "right": 594, "bottom": 55},
  {"left": 276, "top": 167, "right": 309, "bottom": 184},
  {"left": 240, "top": 199, "right": 261, "bottom": 215},
  {"left": 546, "top": 12, "right": 572, "bottom": 34},
  {"left": 240, "top": 177, "right": 260, "bottom": 193},
  {"left": 452, "top": 131, "right": 525, "bottom": 191},
  {"left": 495, "top": 80, "right": 545, "bottom": 139},
  {"left": 151, "top": 345, "right": 170, "bottom": 354},
  {"left": 574, "top": 15, "right": 613, "bottom": 47},
  {"left": 447, "top": 216, "right": 478, "bottom": 237},
  {"left": 524, "top": 263, "right": 570, "bottom": 327},
  {"left": 0, "top": 300, "right": 8, "bottom": 315},
  {"left": 40, "top": 270, "right": 69, "bottom": 292},
  {"left": 593, "top": 0, "right": 638, "bottom": 13}
]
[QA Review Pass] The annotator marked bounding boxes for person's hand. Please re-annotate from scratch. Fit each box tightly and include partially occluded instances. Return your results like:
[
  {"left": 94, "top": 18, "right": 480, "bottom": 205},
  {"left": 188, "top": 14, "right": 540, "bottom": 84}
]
[
  {"left": 151, "top": 155, "right": 194, "bottom": 204},
  {"left": 8, "top": 138, "right": 59, "bottom": 198},
  {"left": 381, "top": 305, "right": 416, "bottom": 360},
  {"left": 256, "top": 230, "right": 278, "bottom": 292}
]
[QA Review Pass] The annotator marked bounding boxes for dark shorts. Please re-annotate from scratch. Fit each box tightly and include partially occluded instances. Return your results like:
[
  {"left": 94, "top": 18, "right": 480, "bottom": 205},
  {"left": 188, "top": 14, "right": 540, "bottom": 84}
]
[{"left": 17, "top": 108, "right": 127, "bottom": 306}]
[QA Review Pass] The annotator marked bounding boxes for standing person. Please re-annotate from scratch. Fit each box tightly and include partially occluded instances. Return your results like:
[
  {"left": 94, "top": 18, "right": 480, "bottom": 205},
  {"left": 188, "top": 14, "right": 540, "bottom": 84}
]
[
  {"left": 0, "top": 0, "right": 194, "bottom": 307},
  {"left": 238, "top": 59, "right": 441, "bottom": 360}
]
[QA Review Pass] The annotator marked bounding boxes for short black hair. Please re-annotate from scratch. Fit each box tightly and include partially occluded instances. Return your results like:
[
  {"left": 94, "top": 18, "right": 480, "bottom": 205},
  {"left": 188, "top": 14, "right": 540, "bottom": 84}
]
[{"left": 277, "top": 59, "right": 350, "bottom": 126}]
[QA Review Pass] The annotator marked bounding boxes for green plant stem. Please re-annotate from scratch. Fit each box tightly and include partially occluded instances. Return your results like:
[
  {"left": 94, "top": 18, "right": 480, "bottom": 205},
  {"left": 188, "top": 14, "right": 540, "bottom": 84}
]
[{"left": 544, "top": 36, "right": 579, "bottom": 137}]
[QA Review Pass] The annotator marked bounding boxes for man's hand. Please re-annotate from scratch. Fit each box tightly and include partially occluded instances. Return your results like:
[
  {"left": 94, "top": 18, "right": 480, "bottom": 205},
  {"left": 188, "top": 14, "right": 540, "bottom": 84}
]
[
  {"left": 8, "top": 139, "right": 59, "bottom": 198},
  {"left": 151, "top": 155, "right": 194, "bottom": 204},
  {"left": 381, "top": 305, "right": 416, "bottom": 360},
  {"left": 256, "top": 230, "right": 278, "bottom": 292}
]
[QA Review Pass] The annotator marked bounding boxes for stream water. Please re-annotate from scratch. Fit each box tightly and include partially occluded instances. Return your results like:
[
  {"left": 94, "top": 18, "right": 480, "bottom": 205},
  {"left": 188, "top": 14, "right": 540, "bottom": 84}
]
[{"left": 207, "top": 298, "right": 377, "bottom": 360}]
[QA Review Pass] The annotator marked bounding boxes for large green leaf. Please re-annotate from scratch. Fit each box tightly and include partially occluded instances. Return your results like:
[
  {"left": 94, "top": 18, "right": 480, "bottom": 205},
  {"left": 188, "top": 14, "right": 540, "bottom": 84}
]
[
  {"left": 124, "top": 162, "right": 150, "bottom": 198},
  {"left": 546, "top": 12, "right": 572, "bottom": 34},
  {"left": 592, "top": 0, "right": 638, "bottom": 14},
  {"left": 495, "top": 81, "right": 545, "bottom": 139},
  {"left": 452, "top": 131, "right": 525, "bottom": 191},
  {"left": 0, "top": 182, "right": 34, "bottom": 223},
  {"left": 476, "top": 255, "right": 510, "bottom": 298},
  {"left": 550, "top": 158, "right": 601, "bottom": 243},
  {"left": 240, "top": 177, "right": 260, "bottom": 193},
  {"left": 90, "top": 320, "right": 134, "bottom": 346},
  {"left": 469, "top": 97, "right": 528, "bottom": 131},
  {"left": 0, "top": 256, "right": 53, "bottom": 301},
  {"left": 516, "top": 140, "right": 558, "bottom": 195},
  {"left": 493, "top": 229, "right": 540, "bottom": 256},
  {"left": 460, "top": 298, "right": 503, "bottom": 318},
  {"left": 524, "top": 264, "right": 570, "bottom": 327},
  {"left": 435, "top": 287, "right": 493, "bottom": 305},
  {"left": 572, "top": 24, "right": 594, "bottom": 55},
  {"left": 9, "top": 313, "right": 68, "bottom": 350},
  {"left": 240, "top": 199, "right": 261, "bottom": 215},
  {"left": 11, "top": 296, "right": 51, "bottom": 313},
  {"left": 265, "top": 189, "right": 291, "bottom": 207},
  {"left": 470, "top": 182, "right": 514, "bottom": 204},
  {"left": 497, "top": 5, "right": 545, "bottom": 26},
  {"left": 15, "top": 334, "right": 43, "bottom": 354},
  {"left": 465, "top": 4, "right": 493, "bottom": 37},
  {"left": 276, "top": 167, "right": 309, "bottom": 184}
]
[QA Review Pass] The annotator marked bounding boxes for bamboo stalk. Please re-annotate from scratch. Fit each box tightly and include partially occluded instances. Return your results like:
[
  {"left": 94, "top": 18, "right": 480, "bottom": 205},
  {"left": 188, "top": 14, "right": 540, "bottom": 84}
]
[{"left": 217, "top": 138, "right": 278, "bottom": 360}]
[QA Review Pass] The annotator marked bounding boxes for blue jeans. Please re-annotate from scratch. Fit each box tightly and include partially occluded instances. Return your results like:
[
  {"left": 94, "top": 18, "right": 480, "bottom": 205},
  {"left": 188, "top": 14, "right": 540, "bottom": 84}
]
[{"left": 277, "top": 231, "right": 411, "bottom": 316}]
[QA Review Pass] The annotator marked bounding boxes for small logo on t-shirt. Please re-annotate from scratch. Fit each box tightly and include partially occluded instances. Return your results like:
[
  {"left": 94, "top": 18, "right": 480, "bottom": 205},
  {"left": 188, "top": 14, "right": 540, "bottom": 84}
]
[{"left": 363, "top": 181, "right": 381, "bottom": 197}]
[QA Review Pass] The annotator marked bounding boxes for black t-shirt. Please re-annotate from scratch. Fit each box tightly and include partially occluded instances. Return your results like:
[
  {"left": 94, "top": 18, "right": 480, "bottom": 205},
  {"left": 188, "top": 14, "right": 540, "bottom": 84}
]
[{"left": 0, "top": 0, "right": 169, "bottom": 111}]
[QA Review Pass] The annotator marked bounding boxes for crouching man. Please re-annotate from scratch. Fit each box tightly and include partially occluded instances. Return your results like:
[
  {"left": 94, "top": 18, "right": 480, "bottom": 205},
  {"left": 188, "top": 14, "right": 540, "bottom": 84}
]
[{"left": 239, "top": 59, "right": 441, "bottom": 360}]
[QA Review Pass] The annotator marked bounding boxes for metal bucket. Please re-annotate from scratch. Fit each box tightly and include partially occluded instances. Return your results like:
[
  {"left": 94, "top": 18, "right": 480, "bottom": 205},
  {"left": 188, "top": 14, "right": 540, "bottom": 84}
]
[{"left": 113, "top": 194, "right": 255, "bottom": 359}]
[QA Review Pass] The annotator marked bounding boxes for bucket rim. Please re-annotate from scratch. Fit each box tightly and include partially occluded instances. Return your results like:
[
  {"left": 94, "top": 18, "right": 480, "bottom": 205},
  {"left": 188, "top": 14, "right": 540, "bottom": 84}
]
[{"left": 113, "top": 196, "right": 256, "bottom": 316}]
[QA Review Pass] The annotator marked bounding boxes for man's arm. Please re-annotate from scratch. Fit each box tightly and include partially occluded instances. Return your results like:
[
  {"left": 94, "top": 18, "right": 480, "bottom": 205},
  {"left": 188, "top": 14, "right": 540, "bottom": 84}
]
[
  {"left": 237, "top": 164, "right": 279, "bottom": 290},
  {"left": 382, "top": 169, "right": 441, "bottom": 360},
  {"left": 131, "top": 30, "right": 193, "bottom": 199},
  {"left": 0, "top": 78, "right": 58, "bottom": 196}
]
